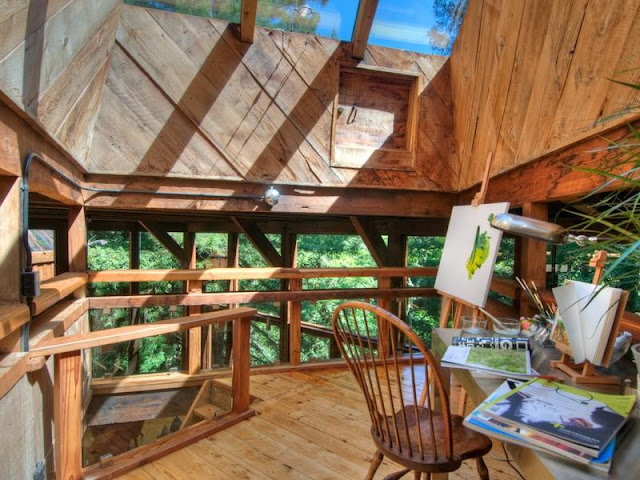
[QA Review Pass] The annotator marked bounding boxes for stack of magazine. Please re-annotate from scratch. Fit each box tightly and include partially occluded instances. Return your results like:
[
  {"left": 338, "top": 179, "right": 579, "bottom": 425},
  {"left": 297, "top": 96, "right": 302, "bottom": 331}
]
[{"left": 464, "top": 379, "right": 636, "bottom": 472}]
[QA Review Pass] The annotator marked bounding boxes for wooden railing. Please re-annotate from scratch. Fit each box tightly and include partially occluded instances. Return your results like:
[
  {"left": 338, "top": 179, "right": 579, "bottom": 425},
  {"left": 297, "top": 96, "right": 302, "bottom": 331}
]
[{"left": 29, "top": 307, "right": 256, "bottom": 480}]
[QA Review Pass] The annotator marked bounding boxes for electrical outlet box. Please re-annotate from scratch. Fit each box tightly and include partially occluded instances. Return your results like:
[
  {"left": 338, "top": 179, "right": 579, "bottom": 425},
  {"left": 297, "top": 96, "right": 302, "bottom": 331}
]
[{"left": 22, "top": 270, "right": 40, "bottom": 297}]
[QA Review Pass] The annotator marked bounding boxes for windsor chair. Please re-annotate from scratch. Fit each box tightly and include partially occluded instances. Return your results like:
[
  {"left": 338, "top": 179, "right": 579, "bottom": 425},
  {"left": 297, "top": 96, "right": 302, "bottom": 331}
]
[{"left": 332, "top": 301, "right": 492, "bottom": 480}]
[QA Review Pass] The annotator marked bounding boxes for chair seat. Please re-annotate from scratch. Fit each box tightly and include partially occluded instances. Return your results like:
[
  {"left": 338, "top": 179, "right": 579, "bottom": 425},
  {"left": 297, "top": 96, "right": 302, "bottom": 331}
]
[{"left": 372, "top": 406, "right": 492, "bottom": 473}]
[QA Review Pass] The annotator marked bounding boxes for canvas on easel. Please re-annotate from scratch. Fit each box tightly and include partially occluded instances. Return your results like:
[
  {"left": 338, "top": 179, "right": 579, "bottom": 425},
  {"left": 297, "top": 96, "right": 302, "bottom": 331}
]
[{"left": 435, "top": 202, "right": 510, "bottom": 308}]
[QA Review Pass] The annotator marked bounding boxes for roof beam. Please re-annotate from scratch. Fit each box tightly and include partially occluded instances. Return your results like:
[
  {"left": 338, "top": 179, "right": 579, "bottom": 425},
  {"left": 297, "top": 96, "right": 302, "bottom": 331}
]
[
  {"left": 351, "top": 0, "right": 379, "bottom": 59},
  {"left": 232, "top": 217, "right": 283, "bottom": 267},
  {"left": 350, "top": 216, "right": 389, "bottom": 267},
  {"left": 240, "top": 0, "right": 258, "bottom": 43},
  {"left": 139, "top": 221, "right": 189, "bottom": 267}
]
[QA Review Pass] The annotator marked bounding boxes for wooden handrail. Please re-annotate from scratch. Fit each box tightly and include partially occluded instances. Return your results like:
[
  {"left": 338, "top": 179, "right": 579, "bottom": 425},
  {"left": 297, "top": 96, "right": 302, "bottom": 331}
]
[
  {"left": 30, "top": 307, "right": 256, "bottom": 357},
  {"left": 49, "top": 306, "right": 256, "bottom": 480},
  {"left": 0, "top": 303, "right": 30, "bottom": 340},
  {"left": 34, "top": 272, "right": 87, "bottom": 315},
  {"left": 87, "top": 287, "right": 437, "bottom": 309},
  {"left": 88, "top": 266, "right": 438, "bottom": 283}
]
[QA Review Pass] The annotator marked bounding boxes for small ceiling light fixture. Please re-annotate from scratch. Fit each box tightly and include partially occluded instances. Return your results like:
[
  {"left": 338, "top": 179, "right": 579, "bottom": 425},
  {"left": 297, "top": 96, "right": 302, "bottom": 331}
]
[
  {"left": 490, "top": 213, "right": 598, "bottom": 245},
  {"left": 263, "top": 187, "right": 281, "bottom": 207}
]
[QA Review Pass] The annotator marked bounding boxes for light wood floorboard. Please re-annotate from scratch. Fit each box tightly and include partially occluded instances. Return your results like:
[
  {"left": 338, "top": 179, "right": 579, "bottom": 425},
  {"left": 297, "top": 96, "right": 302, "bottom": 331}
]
[{"left": 120, "top": 368, "right": 523, "bottom": 480}]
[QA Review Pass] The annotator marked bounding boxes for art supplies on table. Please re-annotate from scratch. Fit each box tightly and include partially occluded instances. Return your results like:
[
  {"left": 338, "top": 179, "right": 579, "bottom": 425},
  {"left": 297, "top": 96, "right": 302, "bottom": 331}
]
[
  {"left": 441, "top": 345, "right": 532, "bottom": 378},
  {"left": 464, "top": 379, "right": 622, "bottom": 473},
  {"left": 552, "top": 281, "right": 624, "bottom": 365},
  {"left": 452, "top": 336, "right": 529, "bottom": 351}
]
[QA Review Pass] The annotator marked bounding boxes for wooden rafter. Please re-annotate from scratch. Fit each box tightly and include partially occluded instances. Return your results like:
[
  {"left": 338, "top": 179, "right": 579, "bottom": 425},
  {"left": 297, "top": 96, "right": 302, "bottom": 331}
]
[
  {"left": 139, "top": 221, "right": 189, "bottom": 266},
  {"left": 350, "top": 216, "right": 389, "bottom": 266},
  {"left": 232, "top": 217, "right": 283, "bottom": 267},
  {"left": 351, "top": 0, "right": 379, "bottom": 59},
  {"left": 240, "top": 0, "right": 258, "bottom": 43}
]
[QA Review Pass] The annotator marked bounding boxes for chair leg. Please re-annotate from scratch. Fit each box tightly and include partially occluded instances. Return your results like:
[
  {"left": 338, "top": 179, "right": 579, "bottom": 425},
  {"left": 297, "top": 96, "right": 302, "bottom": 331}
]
[
  {"left": 413, "top": 472, "right": 421, "bottom": 480},
  {"left": 383, "top": 469, "right": 410, "bottom": 480},
  {"left": 366, "top": 450, "right": 384, "bottom": 480},
  {"left": 476, "top": 456, "right": 489, "bottom": 480}
]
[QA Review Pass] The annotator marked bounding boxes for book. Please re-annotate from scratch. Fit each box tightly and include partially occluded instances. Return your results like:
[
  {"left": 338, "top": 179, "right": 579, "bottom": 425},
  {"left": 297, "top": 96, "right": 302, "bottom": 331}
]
[
  {"left": 441, "top": 345, "right": 532, "bottom": 378},
  {"left": 552, "top": 281, "right": 623, "bottom": 365},
  {"left": 452, "top": 336, "right": 529, "bottom": 350},
  {"left": 464, "top": 380, "right": 615, "bottom": 472},
  {"left": 481, "top": 379, "right": 636, "bottom": 457}
]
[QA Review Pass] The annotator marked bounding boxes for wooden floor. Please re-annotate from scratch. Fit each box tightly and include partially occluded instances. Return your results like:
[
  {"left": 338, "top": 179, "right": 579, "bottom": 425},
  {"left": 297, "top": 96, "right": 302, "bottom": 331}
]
[{"left": 121, "top": 368, "right": 522, "bottom": 480}]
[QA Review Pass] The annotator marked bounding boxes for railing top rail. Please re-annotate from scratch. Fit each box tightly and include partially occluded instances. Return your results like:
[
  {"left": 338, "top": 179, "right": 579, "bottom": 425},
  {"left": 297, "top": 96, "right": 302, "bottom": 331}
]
[
  {"left": 29, "top": 307, "right": 256, "bottom": 357},
  {"left": 88, "top": 267, "right": 438, "bottom": 283}
]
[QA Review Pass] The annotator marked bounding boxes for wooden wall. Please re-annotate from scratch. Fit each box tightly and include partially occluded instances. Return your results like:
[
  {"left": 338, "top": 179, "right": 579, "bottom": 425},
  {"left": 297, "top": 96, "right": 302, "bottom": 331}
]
[
  {"left": 450, "top": 0, "right": 640, "bottom": 190},
  {"left": 85, "top": 5, "right": 457, "bottom": 191},
  {"left": 0, "top": 0, "right": 121, "bottom": 165}
]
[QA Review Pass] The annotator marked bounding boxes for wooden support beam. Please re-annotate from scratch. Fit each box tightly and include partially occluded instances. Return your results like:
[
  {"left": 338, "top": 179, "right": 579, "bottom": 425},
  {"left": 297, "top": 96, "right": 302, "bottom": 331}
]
[
  {"left": 240, "top": 0, "right": 258, "bottom": 43},
  {"left": 140, "top": 221, "right": 189, "bottom": 266},
  {"left": 350, "top": 216, "right": 389, "bottom": 267},
  {"left": 0, "top": 352, "right": 28, "bottom": 399},
  {"left": 54, "top": 351, "right": 82, "bottom": 480},
  {"left": 185, "top": 231, "right": 202, "bottom": 375},
  {"left": 0, "top": 304, "right": 30, "bottom": 341},
  {"left": 83, "top": 175, "right": 456, "bottom": 218},
  {"left": 232, "top": 217, "right": 283, "bottom": 267},
  {"left": 288, "top": 278, "right": 302, "bottom": 366},
  {"left": 517, "top": 203, "right": 548, "bottom": 316},
  {"left": 0, "top": 177, "right": 21, "bottom": 303},
  {"left": 88, "top": 266, "right": 437, "bottom": 283},
  {"left": 280, "top": 231, "right": 297, "bottom": 362},
  {"left": 31, "top": 308, "right": 255, "bottom": 357},
  {"left": 351, "top": 0, "right": 379, "bottom": 59},
  {"left": 88, "top": 287, "right": 437, "bottom": 309},
  {"left": 68, "top": 206, "right": 87, "bottom": 274},
  {"left": 231, "top": 316, "right": 251, "bottom": 413}
]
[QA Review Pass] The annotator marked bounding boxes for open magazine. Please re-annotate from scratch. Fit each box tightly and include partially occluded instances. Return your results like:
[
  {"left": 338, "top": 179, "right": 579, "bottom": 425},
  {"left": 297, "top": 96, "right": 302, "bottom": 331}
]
[
  {"left": 441, "top": 345, "right": 532, "bottom": 378},
  {"left": 482, "top": 379, "right": 635, "bottom": 456},
  {"left": 464, "top": 380, "right": 616, "bottom": 472}
]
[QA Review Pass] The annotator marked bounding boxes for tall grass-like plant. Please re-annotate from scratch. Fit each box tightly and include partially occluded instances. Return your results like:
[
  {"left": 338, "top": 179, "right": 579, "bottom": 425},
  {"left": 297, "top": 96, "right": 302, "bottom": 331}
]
[{"left": 563, "top": 123, "right": 640, "bottom": 311}]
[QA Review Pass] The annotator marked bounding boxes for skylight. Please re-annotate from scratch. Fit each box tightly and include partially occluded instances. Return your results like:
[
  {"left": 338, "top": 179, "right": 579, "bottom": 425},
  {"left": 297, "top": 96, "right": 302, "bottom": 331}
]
[
  {"left": 124, "top": 1, "right": 467, "bottom": 55},
  {"left": 369, "top": 0, "right": 467, "bottom": 55}
]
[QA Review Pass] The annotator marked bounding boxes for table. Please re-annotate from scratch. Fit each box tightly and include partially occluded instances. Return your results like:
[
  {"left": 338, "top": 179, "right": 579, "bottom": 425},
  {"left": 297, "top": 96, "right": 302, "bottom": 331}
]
[{"left": 432, "top": 328, "right": 640, "bottom": 480}]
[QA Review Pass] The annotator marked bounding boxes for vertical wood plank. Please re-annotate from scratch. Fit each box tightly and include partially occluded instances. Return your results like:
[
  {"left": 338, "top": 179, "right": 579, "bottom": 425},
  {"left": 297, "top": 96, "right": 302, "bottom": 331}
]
[
  {"left": 231, "top": 316, "right": 251, "bottom": 413},
  {"left": 67, "top": 206, "right": 87, "bottom": 274},
  {"left": 518, "top": 203, "right": 548, "bottom": 316},
  {"left": 185, "top": 231, "right": 202, "bottom": 374},
  {"left": 287, "top": 278, "right": 302, "bottom": 366},
  {"left": 240, "top": 0, "right": 258, "bottom": 43},
  {"left": 54, "top": 351, "right": 82, "bottom": 480},
  {"left": 0, "top": 176, "right": 21, "bottom": 302}
]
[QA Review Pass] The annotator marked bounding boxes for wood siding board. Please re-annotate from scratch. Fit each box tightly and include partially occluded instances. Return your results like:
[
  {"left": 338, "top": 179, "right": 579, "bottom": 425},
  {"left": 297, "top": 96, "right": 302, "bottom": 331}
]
[
  {"left": 0, "top": 0, "right": 120, "bottom": 112},
  {"left": 0, "top": 0, "right": 72, "bottom": 64},
  {"left": 514, "top": 0, "right": 588, "bottom": 166},
  {"left": 55, "top": 56, "right": 111, "bottom": 163},
  {"left": 493, "top": 0, "right": 552, "bottom": 172},
  {"left": 468, "top": 0, "right": 526, "bottom": 186},
  {"left": 36, "top": 5, "right": 120, "bottom": 135},
  {"left": 88, "top": 46, "right": 239, "bottom": 179},
  {"left": 450, "top": 0, "right": 484, "bottom": 185},
  {"left": 547, "top": 0, "right": 639, "bottom": 148}
]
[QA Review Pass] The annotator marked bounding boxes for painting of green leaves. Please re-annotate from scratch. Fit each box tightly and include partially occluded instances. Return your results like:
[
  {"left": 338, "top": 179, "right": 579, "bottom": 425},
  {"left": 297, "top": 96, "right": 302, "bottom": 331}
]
[{"left": 467, "top": 348, "right": 527, "bottom": 374}]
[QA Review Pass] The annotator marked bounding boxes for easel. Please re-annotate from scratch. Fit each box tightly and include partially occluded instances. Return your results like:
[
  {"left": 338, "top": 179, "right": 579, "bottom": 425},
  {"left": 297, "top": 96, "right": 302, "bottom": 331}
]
[
  {"left": 438, "top": 153, "right": 494, "bottom": 415},
  {"left": 550, "top": 251, "right": 630, "bottom": 384}
]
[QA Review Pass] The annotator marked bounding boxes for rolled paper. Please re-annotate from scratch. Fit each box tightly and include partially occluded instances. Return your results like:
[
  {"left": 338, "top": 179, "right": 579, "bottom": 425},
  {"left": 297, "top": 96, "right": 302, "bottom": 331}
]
[{"left": 452, "top": 336, "right": 529, "bottom": 351}]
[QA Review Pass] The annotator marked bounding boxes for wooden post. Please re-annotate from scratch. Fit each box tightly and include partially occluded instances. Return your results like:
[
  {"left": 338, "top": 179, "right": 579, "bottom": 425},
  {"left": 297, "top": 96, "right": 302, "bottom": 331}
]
[
  {"left": 67, "top": 206, "right": 87, "bottom": 276},
  {"left": 288, "top": 278, "right": 302, "bottom": 366},
  {"left": 0, "top": 176, "right": 22, "bottom": 303},
  {"left": 518, "top": 203, "right": 548, "bottom": 316},
  {"left": 223, "top": 233, "right": 240, "bottom": 366},
  {"left": 185, "top": 231, "right": 202, "bottom": 374},
  {"left": 282, "top": 231, "right": 298, "bottom": 364},
  {"left": 231, "top": 316, "right": 250, "bottom": 413},
  {"left": 54, "top": 351, "right": 82, "bottom": 480}
]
